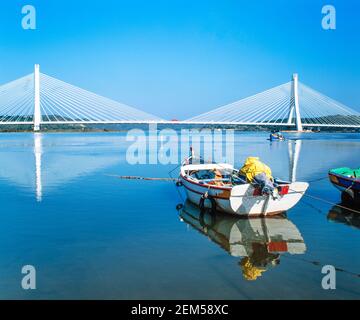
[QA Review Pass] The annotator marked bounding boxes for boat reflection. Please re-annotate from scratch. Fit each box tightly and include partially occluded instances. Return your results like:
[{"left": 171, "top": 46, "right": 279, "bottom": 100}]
[
  {"left": 179, "top": 200, "right": 306, "bottom": 280},
  {"left": 327, "top": 205, "right": 360, "bottom": 229}
]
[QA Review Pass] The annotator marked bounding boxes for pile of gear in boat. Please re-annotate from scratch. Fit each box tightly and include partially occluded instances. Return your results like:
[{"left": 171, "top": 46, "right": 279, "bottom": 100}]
[{"left": 189, "top": 156, "right": 282, "bottom": 199}]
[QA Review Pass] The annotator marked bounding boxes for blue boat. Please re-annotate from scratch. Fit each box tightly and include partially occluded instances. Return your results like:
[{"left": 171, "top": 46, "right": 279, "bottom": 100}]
[
  {"left": 269, "top": 131, "right": 285, "bottom": 141},
  {"left": 328, "top": 167, "right": 360, "bottom": 205}
]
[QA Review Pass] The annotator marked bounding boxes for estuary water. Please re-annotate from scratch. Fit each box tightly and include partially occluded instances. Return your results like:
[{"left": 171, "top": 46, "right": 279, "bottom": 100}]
[{"left": 0, "top": 131, "right": 359, "bottom": 299}]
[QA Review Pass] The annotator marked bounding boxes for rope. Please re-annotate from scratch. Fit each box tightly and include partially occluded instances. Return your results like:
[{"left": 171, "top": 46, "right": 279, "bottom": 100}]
[
  {"left": 301, "top": 193, "right": 360, "bottom": 214},
  {"left": 106, "top": 174, "right": 176, "bottom": 181},
  {"left": 168, "top": 163, "right": 185, "bottom": 203},
  {"left": 287, "top": 185, "right": 360, "bottom": 215},
  {"left": 307, "top": 176, "right": 330, "bottom": 184}
]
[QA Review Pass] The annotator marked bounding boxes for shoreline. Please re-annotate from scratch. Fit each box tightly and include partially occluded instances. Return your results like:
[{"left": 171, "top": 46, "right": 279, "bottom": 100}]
[{"left": 0, "top": 124, "right": 359, "bottom": 134}]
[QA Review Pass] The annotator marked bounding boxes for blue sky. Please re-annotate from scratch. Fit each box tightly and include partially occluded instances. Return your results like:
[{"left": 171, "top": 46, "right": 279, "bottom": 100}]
[{"left": 0, "top": 0, "right": 359, "bottom": 119}]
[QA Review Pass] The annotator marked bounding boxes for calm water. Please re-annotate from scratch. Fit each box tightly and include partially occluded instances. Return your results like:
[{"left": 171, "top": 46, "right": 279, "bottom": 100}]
[{"left": 0, "top": 131, "right": 359, "bottom": 299}]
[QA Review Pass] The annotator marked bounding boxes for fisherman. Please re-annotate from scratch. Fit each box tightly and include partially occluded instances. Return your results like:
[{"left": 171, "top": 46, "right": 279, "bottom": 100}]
[{"left": 238, "top": 157, "right": 278, "bottom": 197}]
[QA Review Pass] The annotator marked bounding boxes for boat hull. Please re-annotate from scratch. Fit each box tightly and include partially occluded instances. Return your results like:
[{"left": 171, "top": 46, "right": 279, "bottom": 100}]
[
  {"left": 328, "top": 172, "right": 360, "bottom": 204},
  {"left": 180, "top": 174, "right": 308, "bottom": 216},
  {"left": 328, "top": 172, "right": 360, "bottom": 193},
  {"left": 269, "top": 136, "right": 285, "bottom": 141}
]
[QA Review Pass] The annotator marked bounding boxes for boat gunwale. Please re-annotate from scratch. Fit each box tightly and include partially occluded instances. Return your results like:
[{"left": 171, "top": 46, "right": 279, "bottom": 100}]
[
  {"left": 328, "top": 172, "right": 360, "bottom": 184},
  {"left": 181, "top": 181, "right": 230, "bottom": 200}
]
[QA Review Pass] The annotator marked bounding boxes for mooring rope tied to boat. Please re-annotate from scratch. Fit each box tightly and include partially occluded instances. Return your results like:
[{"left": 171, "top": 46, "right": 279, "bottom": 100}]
[
  {"left": 301, "top": 198, "right": 325, "bottom": 215},
  {"left": 307, "top": 176, "right": 331, "bottom": 183},
  {"left": 168, "top": 163, "right": 186, "bottom": 203},
  {"left": 106, "top": 174, "right": 177, "bottom": 181},
  {"left": 289, "top": 188, "right": 360, "bottom": 215}
]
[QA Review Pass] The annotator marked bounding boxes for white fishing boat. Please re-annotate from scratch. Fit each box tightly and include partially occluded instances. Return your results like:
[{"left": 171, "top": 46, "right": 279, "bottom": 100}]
[{"left": 179, "top": 156, "right": 308, "bottom": 217}]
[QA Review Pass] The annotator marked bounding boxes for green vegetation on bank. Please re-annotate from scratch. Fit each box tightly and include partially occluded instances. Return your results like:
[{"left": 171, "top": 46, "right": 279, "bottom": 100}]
[{"left": 0, "top": 123, "right": 359, "bottom": 133}]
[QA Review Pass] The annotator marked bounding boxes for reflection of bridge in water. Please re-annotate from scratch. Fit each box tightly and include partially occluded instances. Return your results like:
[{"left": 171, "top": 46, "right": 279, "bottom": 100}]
[
  {"left": 0, "top": 65, "right": 359, "bottom": 131},
  {"left": 288, "top": 140, "right": 302, "bottom": 183},
  {"left": 0, "top": 133, "right": 121, "bottom": 201}
]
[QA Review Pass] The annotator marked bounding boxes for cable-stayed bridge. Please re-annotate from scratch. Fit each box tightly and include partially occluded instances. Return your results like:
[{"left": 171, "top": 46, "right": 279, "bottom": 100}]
[
  {"left": 0, "top": 65, "right": 163, "bottom": 130},
  {"left": 186, "top": 74, "right": 360, "bottom": 130},
  {"left": 0, "top": 65, "right": 359, "bottom": 131}
]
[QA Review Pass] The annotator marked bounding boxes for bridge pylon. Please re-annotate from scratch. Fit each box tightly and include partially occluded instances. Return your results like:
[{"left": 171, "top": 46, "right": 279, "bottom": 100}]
[
  {"left": 287, "top": 73, "right": 303, "bottom": 131},
  {"left": 33, "top": 64, "right": 41, "bottom": 131}
]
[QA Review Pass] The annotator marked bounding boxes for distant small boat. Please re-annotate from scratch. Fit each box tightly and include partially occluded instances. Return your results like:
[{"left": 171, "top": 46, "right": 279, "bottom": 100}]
[
  {"left": 179, "top": 156, "right": 309, "bottom": 217},
  {"left": 269, "top": 132, "right": 285, "bottom": 141},
  {"left": 328, "top": 167, "right": 360, "bottom": 204}
]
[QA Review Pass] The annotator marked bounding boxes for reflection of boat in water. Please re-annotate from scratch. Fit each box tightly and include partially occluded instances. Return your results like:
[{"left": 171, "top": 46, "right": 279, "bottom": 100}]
[
  {"left": 178, "top": 200, "right": 306, "bottom": 280},
  {"left": 327, "top": 205, "right": 360, "bottom": 229}
]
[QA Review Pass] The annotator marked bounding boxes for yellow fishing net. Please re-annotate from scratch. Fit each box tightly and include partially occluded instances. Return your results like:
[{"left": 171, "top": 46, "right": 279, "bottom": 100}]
[{"left": 239, "top": 157, "right": 273, "bottom": 182}]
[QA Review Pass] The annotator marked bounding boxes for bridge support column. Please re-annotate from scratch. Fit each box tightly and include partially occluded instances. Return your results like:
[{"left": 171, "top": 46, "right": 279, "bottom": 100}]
[
  {"left": 33, "top": 64, "right": 41, "bottom": 131},
  {"left": 287, "top": 73, "right": 303, "bottom": 131}
]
